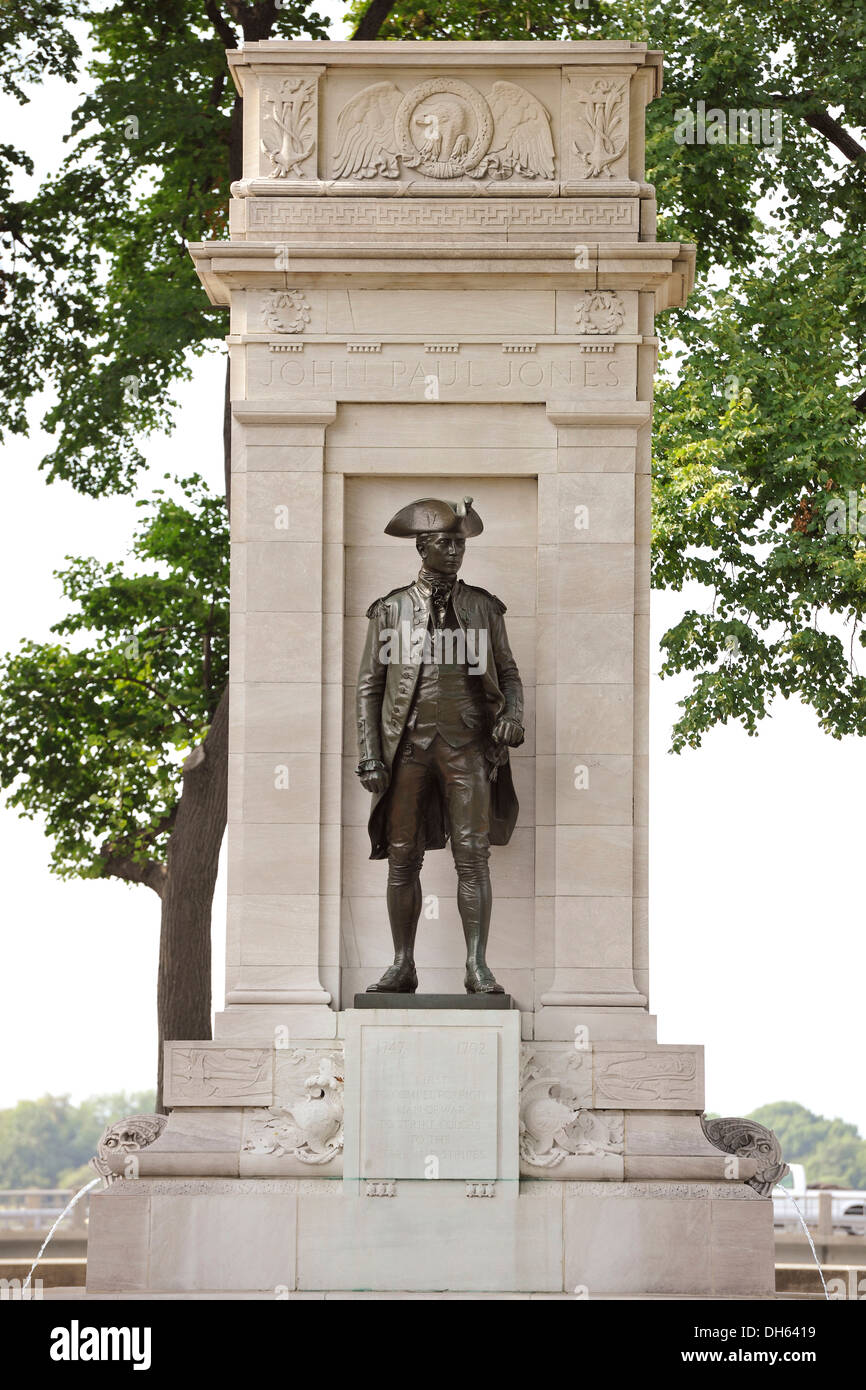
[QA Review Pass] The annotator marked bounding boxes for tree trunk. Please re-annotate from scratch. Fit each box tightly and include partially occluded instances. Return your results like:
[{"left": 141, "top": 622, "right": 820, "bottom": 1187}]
[
  {"left": 152, "top": 84, "right": 238, "bottom": 1106},
  {"left": 352, "top": 0, "right": 397, "bottom": 40},
  {"left": 156, "top": 685, "right": 229, "bottom": 1109}
]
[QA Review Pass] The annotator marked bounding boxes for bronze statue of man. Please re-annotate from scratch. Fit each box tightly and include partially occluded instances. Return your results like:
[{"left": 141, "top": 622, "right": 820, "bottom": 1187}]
[{"left": 356, "top": 496, "right": 524, "bottom": 995}]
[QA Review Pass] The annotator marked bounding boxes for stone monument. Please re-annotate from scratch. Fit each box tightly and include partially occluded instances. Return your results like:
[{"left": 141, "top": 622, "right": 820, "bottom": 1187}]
[{"left": 85, "top": 39, "right": 786, "bottom": 1298}]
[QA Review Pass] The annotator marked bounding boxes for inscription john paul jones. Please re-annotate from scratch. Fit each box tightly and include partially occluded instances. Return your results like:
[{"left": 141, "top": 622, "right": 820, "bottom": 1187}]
[{"left": 255, "top": 355, "right": 622, "bottom": 391}]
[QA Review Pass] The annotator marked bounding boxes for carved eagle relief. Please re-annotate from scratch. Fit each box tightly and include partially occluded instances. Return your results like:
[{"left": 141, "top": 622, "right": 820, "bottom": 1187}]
[
  {"left": 332, "top": 77, "right": 555, "bottom": 182},
  {"left": 332, "top": 81, "right": 403, "bottom": 180},
  {"left": 487, "top": 81, "right": 555, "bottom": 179}
]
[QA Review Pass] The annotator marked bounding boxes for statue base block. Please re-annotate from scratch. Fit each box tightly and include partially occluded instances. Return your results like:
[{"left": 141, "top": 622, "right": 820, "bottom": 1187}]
[{"left": 353, "top": 993, "right": 514, "bottom": 1009}]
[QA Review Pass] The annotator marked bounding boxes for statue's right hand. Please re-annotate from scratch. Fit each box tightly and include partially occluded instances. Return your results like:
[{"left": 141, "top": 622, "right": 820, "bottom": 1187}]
[{"left": 358, "top": 762, "right": 390, "bottom": 795}]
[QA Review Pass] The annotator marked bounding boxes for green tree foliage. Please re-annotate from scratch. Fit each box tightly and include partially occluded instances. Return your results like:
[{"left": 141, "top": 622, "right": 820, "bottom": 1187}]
[
  {"left": 0, "top": 0, "right": 81, "bottom": 205},
  {"left": 0, "top": 1091, "right": 155, "bottom": 1188},
  {"left": 748, "top": 1102, "right": 866, "bottom": 1189},
  {"left": 654, "top": 236, "right": 866, "bottom": 748},
  {"left": 1, "top": 1, "right": 330, "bottom": 492},
  {"left": 0, "top": 476, "right": 228, "bottom": 887}
]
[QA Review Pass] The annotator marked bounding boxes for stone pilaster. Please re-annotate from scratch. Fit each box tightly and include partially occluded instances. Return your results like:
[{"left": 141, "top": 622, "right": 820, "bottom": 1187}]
[{"left": 219, "top": 400, "right": 337, "bottom": 1039}]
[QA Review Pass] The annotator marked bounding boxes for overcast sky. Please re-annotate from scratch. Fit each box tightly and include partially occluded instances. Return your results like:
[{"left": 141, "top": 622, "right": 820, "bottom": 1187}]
[{"left": 1, "top": 9, "right": 863, "bottom": 1141}]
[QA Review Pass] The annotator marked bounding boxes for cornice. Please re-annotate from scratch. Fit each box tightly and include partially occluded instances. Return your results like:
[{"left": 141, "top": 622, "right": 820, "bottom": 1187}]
[{"left": 188, "top": 239, "right": 695, "bottom": 309}]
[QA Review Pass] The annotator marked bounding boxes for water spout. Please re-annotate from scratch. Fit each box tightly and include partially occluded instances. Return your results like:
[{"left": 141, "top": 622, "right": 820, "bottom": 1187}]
[
  {"left": 22, "top": 1176, "right": 101, "bottom": 1293},
  {"left": 774, "top": 1184, "right": 830, "bottom": 1300}
]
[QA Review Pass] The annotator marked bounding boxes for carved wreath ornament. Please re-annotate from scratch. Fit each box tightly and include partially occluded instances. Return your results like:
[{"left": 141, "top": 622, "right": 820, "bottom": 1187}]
[
  {"left": 264, "top": 289, "right": 311, "bottom": 335},
  {"left": 574, "top": 290, "right": 625, "bottom": 335},
  {"left": 332, "top": 78, "right": 555, "bottom": 182}
]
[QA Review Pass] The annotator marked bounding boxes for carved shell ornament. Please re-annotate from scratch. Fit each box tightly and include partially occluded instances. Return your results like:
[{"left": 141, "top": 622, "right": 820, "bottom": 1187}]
[{"left": 332, "top": 78, "right": 554, "bottom": 182}]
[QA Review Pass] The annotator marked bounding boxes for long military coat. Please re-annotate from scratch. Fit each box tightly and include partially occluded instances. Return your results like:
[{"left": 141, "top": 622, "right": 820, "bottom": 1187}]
[{"left": 356, "top": 578, "right": 524, "bottom": 860}]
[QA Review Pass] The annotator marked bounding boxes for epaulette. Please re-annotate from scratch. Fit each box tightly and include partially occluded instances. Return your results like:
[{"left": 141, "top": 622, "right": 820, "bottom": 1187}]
[
  {"left": 365, "top": 586, "right": 405, "bottom": 620},
  {"left": 464, "top": 583, "right": 507, "bottom": 614}
]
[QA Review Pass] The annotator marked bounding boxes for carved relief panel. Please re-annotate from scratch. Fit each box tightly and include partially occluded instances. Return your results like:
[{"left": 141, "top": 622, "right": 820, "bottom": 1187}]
[
  {"left": 329, "top": 75, "right": 555, "bottom": 185},
  {"left": 237, "top": 53, "right": 658, "bottom": 194},
  {"left": 563, "top": 67, "right": 633, "bottom": 187},
  {"left": 242, "top": 62, "right": 571, "bottom": 191},
  {"left": 163, "top": 1043, "right": 273, "bottom": 1107},
  {"left": 257, "top": 68, "right": 323, "bottom": 181},
  {"left": 519, "top": 1045, "right": 624, "bottom": 1179},
  {"left": 243, "top": 1047, "right": 345, "bottom": 1167}
]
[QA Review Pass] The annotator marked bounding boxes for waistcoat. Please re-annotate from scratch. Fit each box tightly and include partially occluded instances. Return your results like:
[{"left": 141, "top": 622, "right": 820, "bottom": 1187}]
[{"left": 409, "top": 599, "right": 487, "bottom": 749}]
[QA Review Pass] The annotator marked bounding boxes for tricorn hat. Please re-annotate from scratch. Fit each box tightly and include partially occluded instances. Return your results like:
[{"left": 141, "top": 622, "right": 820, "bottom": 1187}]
[{"left": 384, "top": 496, "right": 483, "bottom": 539}]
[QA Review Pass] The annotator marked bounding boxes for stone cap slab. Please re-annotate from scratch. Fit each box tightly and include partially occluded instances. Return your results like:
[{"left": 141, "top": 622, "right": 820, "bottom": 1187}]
[{"left": 222, "top": 39, "right": 667, "bottom": 199}]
